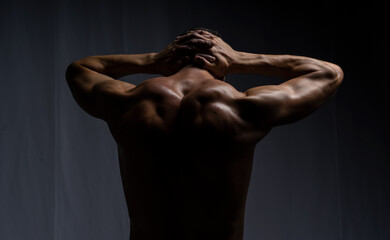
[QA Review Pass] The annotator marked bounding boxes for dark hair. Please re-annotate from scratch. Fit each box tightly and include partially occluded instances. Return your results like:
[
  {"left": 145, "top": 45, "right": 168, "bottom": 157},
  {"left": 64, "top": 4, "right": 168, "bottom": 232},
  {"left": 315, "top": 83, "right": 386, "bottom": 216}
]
[{"left": 180, "top": 27, "right": 222, "bottom": 38}]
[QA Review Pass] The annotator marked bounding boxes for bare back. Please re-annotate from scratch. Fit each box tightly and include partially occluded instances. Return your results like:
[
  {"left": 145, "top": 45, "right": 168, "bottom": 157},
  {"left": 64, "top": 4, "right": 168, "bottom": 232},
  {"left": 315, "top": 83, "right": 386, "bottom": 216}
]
[
  {"left": 65, "top": 30, "right": 343, "bottom": 240},
  {"left": 105, "top": 73, "right": 270, "bottom": 240}
]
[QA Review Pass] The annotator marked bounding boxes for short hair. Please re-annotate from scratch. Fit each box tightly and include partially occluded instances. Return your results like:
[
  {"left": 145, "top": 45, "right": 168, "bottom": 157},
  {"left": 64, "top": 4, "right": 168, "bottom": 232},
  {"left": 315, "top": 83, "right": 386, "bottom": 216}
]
[{"left": 180, "top": 27, "right": 222, "bottom": 38}]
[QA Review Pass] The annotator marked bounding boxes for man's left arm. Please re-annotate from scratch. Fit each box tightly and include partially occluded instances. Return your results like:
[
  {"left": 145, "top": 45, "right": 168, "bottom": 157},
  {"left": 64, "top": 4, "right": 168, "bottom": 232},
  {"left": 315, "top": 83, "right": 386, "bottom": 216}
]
[
  {"left": 66, "top": 33, "right": 214, "bottom": 121},
  {"left": 65, "top": 53, "right": 157, "bottom": 121}
]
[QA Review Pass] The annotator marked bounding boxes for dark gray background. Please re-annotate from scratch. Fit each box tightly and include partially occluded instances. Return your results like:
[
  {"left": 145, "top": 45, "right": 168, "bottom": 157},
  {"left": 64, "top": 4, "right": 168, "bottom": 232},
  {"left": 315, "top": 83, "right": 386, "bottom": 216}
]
[{"left": 0, "top": 0, "right": 388, "bottom": 239}]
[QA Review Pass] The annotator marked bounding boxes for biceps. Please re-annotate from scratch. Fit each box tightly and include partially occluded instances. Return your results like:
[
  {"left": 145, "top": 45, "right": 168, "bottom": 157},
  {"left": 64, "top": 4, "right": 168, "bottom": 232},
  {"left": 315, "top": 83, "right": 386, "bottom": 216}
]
[
  {"left": 66, "top": 63, "right": 135, "bottom": 120},
  {"left": 240, "top": 84, "right": 327, "bottom": 128},
  {"left": 66, "top": 62, "right": 113, "bottom": 92},
  {"left": 67, "top": 77, "right": 134, "bottom": 121}
]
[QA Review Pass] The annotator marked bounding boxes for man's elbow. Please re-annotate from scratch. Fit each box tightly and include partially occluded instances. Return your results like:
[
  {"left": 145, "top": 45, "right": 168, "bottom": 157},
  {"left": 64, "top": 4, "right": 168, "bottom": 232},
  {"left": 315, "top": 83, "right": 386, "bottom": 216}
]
[
  {"left": 318, "top": 63, "right": 344, "bottom": 97},
  {"left": 330, "top": 63, "right": 344, "bottom": 83},
  {"left": 320, "top": 62, "right": 344, "bottom": 86},
  {"left": 65, "top": 62, "right": 83, "bottom": 83}
]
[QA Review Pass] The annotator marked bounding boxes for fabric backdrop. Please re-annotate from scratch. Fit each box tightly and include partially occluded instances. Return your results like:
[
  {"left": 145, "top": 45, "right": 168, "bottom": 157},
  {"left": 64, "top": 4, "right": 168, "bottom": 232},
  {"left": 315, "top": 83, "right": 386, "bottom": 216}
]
[{"left": 0, "top": 0, "right": 388, "bottom": 239}]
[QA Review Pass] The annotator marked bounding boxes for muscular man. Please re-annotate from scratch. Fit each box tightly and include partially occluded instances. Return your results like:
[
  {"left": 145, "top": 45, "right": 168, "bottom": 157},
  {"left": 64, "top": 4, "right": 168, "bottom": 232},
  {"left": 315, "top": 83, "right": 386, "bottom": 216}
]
[{"left": 66, "top": 28, "right": 343, "bottom": 240}]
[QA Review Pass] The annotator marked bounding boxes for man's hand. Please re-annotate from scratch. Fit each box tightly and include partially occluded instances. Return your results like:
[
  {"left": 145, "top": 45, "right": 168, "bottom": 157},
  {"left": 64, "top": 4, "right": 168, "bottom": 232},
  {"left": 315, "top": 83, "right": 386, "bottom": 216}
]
[
  {"left": 192, "top": 32, "right": 239, "bottom": 79},
  {"left": 151, "top": 31, "right": 216, "bottom": 76}
]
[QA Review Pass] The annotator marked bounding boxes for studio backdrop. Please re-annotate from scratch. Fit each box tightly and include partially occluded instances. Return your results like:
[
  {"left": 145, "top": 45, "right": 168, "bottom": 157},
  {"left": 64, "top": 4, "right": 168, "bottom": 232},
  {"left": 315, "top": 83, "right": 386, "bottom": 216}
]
[{"left": 0, "top": 0, "right": 388, "bottom": 240}]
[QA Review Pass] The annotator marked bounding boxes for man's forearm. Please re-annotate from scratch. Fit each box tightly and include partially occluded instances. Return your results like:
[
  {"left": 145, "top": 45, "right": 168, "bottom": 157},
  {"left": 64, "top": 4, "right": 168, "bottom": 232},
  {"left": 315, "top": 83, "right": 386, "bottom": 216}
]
[
  {"left": 228, "top": 52, "right": 341, "bottom": 80},
  {"left": 73, "top": 53, "right": 158, "bottom": 79}
]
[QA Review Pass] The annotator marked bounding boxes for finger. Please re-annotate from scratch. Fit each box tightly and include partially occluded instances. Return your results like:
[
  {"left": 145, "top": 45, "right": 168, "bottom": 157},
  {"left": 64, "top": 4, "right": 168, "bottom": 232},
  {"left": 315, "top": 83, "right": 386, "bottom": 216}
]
[
  {"left": 172, "top": 45, "right": 193, "bottom": 54},
  {"left": 202, "top": 34, "right": 214, "bottom": 39},
  {"left": 184, "top": 38, "right": 214, "bottom": 48},
  {"left": 195, "top": 30, "right": 214, "bottom": 39},
  {"left": 195, "top": 53, "right": 215, "bottom": 63},
  {"left": 175, "top": 32, "right": 210, "bottom": 44},
  {"left": 173, "top": 45, "right": 212, "bottom": 55},
  {"left": 177, "top": 55, "right": 191, "bottom": 66},
  {"left": 187, "top": 30, "right": 214, "bottom": 38},
  {"left": 193, "top": 55, "right": 213, "bottom": 70}
]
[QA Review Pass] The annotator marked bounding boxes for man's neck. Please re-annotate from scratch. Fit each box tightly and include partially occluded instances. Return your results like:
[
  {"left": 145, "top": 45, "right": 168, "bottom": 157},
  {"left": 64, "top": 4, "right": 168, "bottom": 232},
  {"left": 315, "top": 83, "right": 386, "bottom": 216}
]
[{"left": 170, "top": 64, "right": 216, "bottom": 81}]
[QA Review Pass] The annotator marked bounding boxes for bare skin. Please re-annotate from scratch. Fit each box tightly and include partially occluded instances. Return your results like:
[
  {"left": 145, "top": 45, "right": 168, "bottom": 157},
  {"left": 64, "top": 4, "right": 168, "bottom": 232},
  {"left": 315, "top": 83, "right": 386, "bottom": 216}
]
[{"left": 66, "top": 30, "right": 343, "bottom": 240}]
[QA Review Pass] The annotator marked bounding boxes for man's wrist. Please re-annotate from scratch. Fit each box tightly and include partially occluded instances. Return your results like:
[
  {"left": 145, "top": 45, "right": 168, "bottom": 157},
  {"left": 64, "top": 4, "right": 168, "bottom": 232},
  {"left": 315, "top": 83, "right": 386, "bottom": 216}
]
[
  {"left": 143, "top": 52, "right": 159, "bottom": 74},
  {"left": 227, "top": 52, "right": 266, "bottom": 75},
  {"left": 228, "top": 51, "right": 254, "bottom": 74}
]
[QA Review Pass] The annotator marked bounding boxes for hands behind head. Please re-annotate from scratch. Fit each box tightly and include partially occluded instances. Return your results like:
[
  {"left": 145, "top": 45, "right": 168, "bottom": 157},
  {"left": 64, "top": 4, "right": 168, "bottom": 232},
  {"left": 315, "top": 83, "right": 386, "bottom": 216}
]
[
  {"left": 191, "top": 31, "right": 238, "bottom": 80},
  {"left": 152, "top": 30, "right": 238, "bottom": 79}
]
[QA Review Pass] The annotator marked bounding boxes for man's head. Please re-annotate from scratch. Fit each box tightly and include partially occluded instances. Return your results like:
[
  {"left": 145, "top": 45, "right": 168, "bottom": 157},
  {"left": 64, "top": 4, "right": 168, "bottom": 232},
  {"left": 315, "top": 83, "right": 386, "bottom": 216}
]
[
  {"left": 175, "top": 28, "right": 228, "bottom": 81},
  {"left": 158, "top": 27, "right": 232, "bottom": 81}
]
